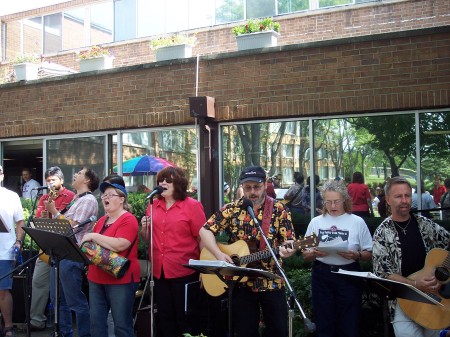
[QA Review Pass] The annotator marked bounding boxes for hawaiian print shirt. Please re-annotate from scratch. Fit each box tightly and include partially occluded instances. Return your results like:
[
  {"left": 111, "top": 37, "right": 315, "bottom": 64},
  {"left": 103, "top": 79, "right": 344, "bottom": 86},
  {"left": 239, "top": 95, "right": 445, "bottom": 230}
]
[
  {"left": 204, "top": 197, "right": 295, "bottom": 291},
  {"left": 372, "top": 214, "right": 450, "bottom": 316}
]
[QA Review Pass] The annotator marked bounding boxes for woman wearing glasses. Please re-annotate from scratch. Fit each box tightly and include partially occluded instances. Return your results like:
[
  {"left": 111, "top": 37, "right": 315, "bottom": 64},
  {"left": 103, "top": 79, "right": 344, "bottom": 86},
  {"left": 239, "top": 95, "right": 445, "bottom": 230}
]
[
  {"left": 303, "top": 180, "right": 372, "bottom": 337},
  {"left": 82, "top": 179, "right": 140, "bottom": 337},
  {"left": 140, "top": 166, "right": 207, "bottom": 337}
]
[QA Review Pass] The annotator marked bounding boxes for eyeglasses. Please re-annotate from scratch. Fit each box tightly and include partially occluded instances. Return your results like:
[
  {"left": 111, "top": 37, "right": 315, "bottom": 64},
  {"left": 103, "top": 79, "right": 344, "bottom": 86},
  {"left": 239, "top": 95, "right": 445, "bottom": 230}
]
[
  {"left": 324, "top": 200, "right": 343, "bottom": 206},
  {"left": 158, "top": 177, "right": 173, "bottom": 184},
  {"left": 242, "top": 184, "right": 264, "bottom": 192},
  {"left": 101, "top": 193, "right": 121, "bottom": 199}
]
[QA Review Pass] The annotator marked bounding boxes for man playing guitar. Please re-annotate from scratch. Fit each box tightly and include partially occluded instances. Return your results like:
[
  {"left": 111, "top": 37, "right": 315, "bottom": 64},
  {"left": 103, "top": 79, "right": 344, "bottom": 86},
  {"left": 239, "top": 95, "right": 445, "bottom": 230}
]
[{"left": 29, "top": 166, "right": 75, "bottom": 331}]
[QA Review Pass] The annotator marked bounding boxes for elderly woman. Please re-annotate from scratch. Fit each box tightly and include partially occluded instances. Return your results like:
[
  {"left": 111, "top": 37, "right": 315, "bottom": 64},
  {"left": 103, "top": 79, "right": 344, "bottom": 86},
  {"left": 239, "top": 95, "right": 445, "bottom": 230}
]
[
  {"left": 82, "top": 180, "right": 140, "bottom": 337},
  {"left": 140, "top": 166, "right": 206, "bottom": 337},
  {"left": 303, "top": 180, "right": 373, "bottom": 337}
]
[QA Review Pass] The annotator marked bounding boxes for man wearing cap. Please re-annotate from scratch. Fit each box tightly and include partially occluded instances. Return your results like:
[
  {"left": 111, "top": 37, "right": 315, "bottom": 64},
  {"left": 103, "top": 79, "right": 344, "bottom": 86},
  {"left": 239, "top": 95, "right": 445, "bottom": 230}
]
[
  {"left": 46, "top": 167, "right": 99, "bottom": 337},
  {"left": 200, "top": 165, "right": 297, "bottom": 337},
  {"left": 0, "top": 165, "right": 25, "bottom": 337}
]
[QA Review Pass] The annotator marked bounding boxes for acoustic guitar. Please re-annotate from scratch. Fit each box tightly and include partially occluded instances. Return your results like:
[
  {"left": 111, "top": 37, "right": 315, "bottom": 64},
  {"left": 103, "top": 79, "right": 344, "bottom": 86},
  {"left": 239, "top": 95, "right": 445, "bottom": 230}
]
[
  {"left": 398, "top": 248, "right": 450, "bottom": 330},
  {"left": 200, "top": 234, "right": 319, "bottom": 297}
]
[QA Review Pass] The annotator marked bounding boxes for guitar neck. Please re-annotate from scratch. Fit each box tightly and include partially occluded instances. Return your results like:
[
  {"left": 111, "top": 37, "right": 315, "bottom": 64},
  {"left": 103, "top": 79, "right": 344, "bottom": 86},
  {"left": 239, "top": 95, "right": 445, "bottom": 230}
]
[{"left": 239, "top": 246, "right": 280, "bottom": 265}]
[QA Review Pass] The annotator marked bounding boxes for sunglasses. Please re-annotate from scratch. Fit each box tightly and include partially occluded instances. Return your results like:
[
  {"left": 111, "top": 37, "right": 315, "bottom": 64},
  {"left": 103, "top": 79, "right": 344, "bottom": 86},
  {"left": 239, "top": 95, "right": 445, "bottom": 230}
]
[{"left": 158, "top": 177, "right": 173, "bottom": 184}]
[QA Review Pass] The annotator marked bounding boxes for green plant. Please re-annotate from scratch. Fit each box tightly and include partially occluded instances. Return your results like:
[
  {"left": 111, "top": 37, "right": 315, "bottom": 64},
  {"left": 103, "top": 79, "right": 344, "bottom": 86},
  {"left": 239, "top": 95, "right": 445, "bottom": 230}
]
[
  {"left": 150, "top": 34, "right": 197, "bottom": 50},
  {"left": 78, "top": 45, "right": 112, "bottom": 59},
  {"left": 232, "top": 17, "right": 280, "bottom": 36},
  {"left": 13, "top": 54, "right": 41, "bottom": 64}
]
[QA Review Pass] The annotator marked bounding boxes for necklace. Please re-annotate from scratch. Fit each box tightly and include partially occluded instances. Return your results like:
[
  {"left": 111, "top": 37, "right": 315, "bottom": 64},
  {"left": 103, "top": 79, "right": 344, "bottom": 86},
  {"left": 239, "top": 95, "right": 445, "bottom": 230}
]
[{"left": 392, "top": 217, "right": 411, "bottom": 235}]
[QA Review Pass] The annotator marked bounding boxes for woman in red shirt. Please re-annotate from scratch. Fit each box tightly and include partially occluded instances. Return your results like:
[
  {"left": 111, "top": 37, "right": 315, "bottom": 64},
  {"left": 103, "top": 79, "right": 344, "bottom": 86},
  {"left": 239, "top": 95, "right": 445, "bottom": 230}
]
[
  {"left": 347, "top": 172, "right": 373, "bottom": 218},
  {"left": 140, "top": 167, "right": 206, "bottom": 337},
  {"left": 82, "top": 180, "right": 140, "bottom": 337}
]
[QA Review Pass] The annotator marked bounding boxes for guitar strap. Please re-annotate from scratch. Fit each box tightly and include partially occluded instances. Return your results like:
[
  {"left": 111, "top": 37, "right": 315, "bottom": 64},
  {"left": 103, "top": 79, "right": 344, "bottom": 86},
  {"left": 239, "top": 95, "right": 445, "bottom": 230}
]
[{"left": 259, "top": 196, "right": 274, "bottom": 251}]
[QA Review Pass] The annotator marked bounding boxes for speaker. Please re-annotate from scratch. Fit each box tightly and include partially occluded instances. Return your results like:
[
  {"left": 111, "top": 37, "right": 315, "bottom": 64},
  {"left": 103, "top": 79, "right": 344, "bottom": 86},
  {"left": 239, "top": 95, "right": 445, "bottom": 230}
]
[
  {"left": 189, "top": 96, "right": 215, "bottom": 118},
  {"left": 12, "top": 275, "right": 27, "bottom": 324}
]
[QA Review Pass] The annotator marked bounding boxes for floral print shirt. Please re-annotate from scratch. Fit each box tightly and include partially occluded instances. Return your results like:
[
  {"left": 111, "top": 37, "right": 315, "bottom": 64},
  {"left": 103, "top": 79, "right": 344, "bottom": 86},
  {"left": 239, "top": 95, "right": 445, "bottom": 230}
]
[
  {"left": 372, "top": 214, "right": 450, "bottom": 316},
  {"left": 204, "top": 197, "right": 295, "bottom": 291}
]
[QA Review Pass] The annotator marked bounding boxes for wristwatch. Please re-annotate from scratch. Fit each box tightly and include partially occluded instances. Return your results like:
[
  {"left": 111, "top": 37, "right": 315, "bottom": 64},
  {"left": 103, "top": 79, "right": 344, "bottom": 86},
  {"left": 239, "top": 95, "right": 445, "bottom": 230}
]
[{"left": 16, "top": 239, "right": 23, "bottom": 246}]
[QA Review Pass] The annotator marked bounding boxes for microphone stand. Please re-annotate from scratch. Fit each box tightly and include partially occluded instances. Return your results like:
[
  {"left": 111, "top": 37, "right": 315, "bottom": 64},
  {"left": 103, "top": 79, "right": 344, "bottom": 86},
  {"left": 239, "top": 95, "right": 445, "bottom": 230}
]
[{"left": 250, "top": 209, "right": 316, "bottom": 335}]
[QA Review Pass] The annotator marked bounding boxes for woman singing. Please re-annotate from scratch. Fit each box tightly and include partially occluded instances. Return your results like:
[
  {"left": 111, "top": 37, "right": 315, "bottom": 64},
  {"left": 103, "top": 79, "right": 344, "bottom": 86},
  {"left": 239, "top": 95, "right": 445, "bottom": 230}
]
[
  {"left": 82, "top": 180, "right": 140, "bottom": 337},
  {"left": 140, "top": 166, "right": 206, "bottom": 337},
  {"left": 303, "top": 180, "right": 373, "bottom": 337}
]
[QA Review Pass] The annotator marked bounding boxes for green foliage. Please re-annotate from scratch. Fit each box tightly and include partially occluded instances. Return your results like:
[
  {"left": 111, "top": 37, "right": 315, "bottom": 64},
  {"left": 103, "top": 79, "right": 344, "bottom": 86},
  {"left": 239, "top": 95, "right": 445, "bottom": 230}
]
[
  {"left": 13, "top": 54, "right": 41, "bottom": 64},
  {"left": 127, "top": 192, "right": 148, "bottom": 221},
  {"left": 150, "top": 35, "right": 197, "bottom": 50},
  {"left": 20, "top": 198, "right": 39, "bottom": 250},
  {"left": 232, "top": 17, "right": 280, "bottom": 36}
]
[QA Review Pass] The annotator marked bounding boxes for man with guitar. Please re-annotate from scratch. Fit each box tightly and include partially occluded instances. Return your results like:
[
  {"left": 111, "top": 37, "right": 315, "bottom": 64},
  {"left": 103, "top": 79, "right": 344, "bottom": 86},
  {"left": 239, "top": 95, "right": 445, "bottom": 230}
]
[
  {"left": 29, "top": 166, "right": 75, "bottom": 331},
  {"left": 373, "top": 176, "right": 450, "bottom": 337},
  {"left": 199, "top": 166, "right": 297, "bottom": 337}
]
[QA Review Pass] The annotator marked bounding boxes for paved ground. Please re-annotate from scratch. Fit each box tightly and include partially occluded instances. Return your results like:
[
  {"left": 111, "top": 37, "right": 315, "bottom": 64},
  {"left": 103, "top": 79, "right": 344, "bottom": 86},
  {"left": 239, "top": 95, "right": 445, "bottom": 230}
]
[{"left": 15, "top": 324, "right": 59, "bottom": 337}]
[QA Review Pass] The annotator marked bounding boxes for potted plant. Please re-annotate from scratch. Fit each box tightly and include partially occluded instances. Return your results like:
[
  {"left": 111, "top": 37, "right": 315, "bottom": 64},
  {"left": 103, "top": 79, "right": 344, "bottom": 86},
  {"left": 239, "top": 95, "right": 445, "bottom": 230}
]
[
  {"left": 232, "top": 17, "right": 281, "bottom": 51},
  {"left": 77, "top": 45, "right": 114, "bottom": 72},
  {"left": 13, "top": 54, "right": 41, "bottom": 81},
  {"left": 150, "top": 34, "right": 197, "bottom": 62}
]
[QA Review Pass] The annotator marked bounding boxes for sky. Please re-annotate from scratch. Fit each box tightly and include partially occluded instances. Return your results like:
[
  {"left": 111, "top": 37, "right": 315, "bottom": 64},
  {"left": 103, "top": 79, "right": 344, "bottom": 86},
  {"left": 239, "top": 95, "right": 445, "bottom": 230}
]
[{"left": 0, "top": 0, "right": 69, "bottom": 16}]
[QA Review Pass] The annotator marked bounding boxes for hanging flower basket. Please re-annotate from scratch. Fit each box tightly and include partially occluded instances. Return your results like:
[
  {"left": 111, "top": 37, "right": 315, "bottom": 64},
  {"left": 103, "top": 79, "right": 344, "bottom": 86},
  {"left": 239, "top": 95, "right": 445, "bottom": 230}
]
[
  {"left": 14, "top": 63, "right": 40, "bottom": 81},
  {"left": 150, "top": 34, "right": 196, "bottom": 62},
  {"left": 235, "top": 30, "right": 280, "bottom": 51},
  {"left": 79, "top": 55, "right": 114, "bottom": 72}
]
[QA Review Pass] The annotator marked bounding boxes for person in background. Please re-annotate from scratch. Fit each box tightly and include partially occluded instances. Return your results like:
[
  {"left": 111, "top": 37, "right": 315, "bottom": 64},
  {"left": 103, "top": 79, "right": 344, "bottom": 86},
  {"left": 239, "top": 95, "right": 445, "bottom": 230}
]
[
  {"left": 82, "top": 179, "right": 140, "bottom": 337},
  {"left": 411, "top": 181, "right": 435, "bottom": 219},
  {"left": 30, "top": 166, "right": 75, "bottom": 331},
  {"left": 235, "top": 184, "right": 244, "bottom": 200},
  {"left": 136, "top": 184, "right": 150, "bottom": 193},
  {"left": 266, "top": 177, "right": 277, "bottom": 199},
  {"left": 284, "top": 172, "right": 305, "bottom": 215},
  {"left": 140, "top": 167, "right": 206, "bottom": 337},
  {"left": 440, "top": 178, "right": 450, "bottom": 220},
  {"left": 223, "top": 182, "right": 231, "bottom": 203},
  {"left": 301, "top": 175, "right": 323, "bottom": 216},
  {"left": 46, "top": 167, "right": 99, "bottom": 337},
  {"left": 21, "top": 167, "right": 40, "bottom": 199},
  {"left": 0, "top": 165, "right": 25, "bottom": 337},
  {"left": 373, "top": 176, "right": 449, "bottom": 337},
  {"left": 200, "top": 165, "right": 296, "bottom": 337},
  {"left": 303, "top": 180, "right": 372, "bottom": 337},
  {"left": 433, "top": 175, "right": 446, "bottom": 206},
  {"left": 348, "top": 172, "right": 373, "bottom": 218}
]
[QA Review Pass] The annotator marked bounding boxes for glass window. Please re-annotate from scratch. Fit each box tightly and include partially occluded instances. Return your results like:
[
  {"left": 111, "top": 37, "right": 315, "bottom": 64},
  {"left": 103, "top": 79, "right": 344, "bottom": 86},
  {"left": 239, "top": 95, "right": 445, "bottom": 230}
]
[
  {"left": 319, "top": 0, "right": 354, "bottom": 8},
  {"left": 44, "top": 13, "right": 62, "bottom": 54},
  {"left": 117, "top": 128, "right": 198, "bottom": 193},
  {"left": 188, "top": 0, "right": 215, "bottom": 29},
  {"left": 114, "top": 0, "right": 136, "bottom": 41},
  {"left": 137, "top": 0, "right": 164, "bottom": 37},
  {"left": 63, "top": 8, "right": 86, "bottom": 50},
  {"left": 278, "top": 0, "right": 309, "bottom": 14},
  {"left": 165, "top": 0, "right": 189, "bottom": 33},
  {"left": 90, "top": 2, "right": 113, "bottom": 45},
  {"left": 246, "top": 0, "right": 276, "bottom": 19},
  {"left": 215, "top": 0, "right": 244, "bottom": 24},
  {"left": 23, "top": 17, "right": 43, "bottom": 56}
]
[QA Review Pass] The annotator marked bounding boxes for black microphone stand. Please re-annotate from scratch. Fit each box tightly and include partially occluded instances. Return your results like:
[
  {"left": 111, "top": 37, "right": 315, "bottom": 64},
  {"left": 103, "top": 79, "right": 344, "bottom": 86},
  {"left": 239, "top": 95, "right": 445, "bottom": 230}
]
[{"left": 249, "top": 206, "right": 316, "bottom": 335}]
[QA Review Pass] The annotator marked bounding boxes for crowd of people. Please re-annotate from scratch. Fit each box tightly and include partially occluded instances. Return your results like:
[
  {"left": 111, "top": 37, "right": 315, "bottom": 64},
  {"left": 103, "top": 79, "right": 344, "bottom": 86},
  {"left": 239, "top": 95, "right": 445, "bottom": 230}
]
[{"left": 0, "top": 164, "right": 448, "bottom": 337}]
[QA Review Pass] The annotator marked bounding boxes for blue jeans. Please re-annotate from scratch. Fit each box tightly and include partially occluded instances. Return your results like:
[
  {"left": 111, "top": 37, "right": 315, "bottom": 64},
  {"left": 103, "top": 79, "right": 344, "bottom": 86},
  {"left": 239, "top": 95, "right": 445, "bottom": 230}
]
[
  {"left": 89, "top": 281, "right": 138, "bottom": 337},
  {"left": 312, "top": 261, "right": 362, "bottom": 337},
  {"left": 50, "top": 259, "right": 90, "bottom": 337}
]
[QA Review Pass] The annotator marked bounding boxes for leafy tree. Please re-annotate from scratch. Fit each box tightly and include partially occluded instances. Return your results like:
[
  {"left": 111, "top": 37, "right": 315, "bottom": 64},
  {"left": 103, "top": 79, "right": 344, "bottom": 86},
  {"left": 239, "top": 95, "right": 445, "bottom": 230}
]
[{"left": 215, "top": 0, "right": 244, "bottom": 24}]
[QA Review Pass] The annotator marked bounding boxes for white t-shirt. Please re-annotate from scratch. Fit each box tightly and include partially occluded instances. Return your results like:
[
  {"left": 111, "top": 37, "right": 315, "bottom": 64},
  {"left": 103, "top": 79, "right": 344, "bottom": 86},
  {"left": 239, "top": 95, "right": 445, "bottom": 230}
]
[
  {"left": 0, "top": 187, "right": 24, "bottom": 260},
  {"left": 305, "top": 213, "right": 373, "bottom": 265},
  {"left": 22, "top": 179, "right": 40, "bottom": 199}
]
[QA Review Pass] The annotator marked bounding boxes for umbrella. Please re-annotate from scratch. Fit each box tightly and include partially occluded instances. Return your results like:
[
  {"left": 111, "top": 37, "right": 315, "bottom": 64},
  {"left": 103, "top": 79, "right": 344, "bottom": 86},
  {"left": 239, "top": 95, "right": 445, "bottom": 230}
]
[{"left": 114, "top": 155, "right": 175, "bottom": 176}]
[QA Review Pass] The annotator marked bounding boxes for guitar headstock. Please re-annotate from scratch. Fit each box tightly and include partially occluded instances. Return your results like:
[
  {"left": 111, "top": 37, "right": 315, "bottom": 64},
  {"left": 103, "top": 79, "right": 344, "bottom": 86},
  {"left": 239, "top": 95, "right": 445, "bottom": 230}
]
[{"left": 292, "top": 233, "right": 319, "bottom": 251}]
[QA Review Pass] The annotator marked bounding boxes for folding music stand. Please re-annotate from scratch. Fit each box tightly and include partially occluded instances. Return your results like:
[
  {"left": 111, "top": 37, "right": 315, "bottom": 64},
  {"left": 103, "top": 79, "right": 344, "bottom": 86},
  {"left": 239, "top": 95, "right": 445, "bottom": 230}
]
[
  {"left": 185, "top": 260, "right": 280, "bottom": 336},
  {"left": 23, "top": 223, "right": 89, "bottom": 337},
  {"left": 0, "top": 216, "right": 9, "bottom": 233}
]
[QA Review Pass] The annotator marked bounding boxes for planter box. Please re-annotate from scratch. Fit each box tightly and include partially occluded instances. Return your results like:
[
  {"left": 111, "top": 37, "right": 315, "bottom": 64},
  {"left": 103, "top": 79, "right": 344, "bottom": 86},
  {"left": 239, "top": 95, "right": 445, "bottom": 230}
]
[
  {"left": 14, "top": 63, "right": 39, "bottom": 81},
  {"left": 155, "top": 44, "right": 193, "bottom": 62},
  {"left": 235, "top": 30, "right": 280, "bottom": 51},
  {"left": 79, "top": 56, "right": 114, "bottom": 72}
]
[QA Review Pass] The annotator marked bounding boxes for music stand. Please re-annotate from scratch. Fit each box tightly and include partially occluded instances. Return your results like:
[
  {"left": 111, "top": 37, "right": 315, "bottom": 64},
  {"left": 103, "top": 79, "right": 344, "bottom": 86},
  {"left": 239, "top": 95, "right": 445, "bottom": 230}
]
[
  {"left": 0, "top": 216, "right": 8, "bottom": 233},
  {"left": 185, "top": 260, "right": 280, "bottom": 336},
  {"left": 23, "top": 224, "right": 89, "bottom": 337}
]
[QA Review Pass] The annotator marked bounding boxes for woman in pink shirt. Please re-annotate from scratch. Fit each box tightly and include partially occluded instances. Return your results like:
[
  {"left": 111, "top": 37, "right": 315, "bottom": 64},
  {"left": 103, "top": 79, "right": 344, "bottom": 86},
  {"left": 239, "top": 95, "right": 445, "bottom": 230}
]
[
  {"left": 347, "top": 172, "right": 373, "bottom": 218},
  {"left": 140, "top": 167, "right": 206, "bottom": 337}
]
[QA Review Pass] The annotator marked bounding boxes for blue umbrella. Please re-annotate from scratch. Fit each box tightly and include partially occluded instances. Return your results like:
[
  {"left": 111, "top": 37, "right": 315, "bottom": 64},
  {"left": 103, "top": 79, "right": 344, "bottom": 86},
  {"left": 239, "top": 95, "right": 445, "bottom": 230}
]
[{"left": 114, "top": 155, "right": 175, "bottom": 176}]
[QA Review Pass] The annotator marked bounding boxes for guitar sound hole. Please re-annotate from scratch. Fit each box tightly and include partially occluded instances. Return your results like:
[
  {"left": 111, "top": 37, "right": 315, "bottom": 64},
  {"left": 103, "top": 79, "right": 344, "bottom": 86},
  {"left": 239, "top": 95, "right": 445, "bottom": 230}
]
[
  {"left": 435, "top": 267, "right": 450, "bottom": 282},
  {"left": 231, "top": 255, "right": 241, "bottom": 266}
]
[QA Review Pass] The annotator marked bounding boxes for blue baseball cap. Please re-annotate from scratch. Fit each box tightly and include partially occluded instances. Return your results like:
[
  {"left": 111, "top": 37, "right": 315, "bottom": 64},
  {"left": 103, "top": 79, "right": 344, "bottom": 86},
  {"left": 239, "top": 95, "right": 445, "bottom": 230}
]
[{"left": 99, "top": 182, "right": 127, "bottom": 197}]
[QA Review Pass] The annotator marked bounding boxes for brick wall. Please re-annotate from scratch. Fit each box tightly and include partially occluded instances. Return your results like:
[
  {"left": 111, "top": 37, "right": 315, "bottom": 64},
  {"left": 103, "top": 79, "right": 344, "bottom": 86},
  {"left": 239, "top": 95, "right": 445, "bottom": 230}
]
[{"left": 0, "top": 26, "right": 449, "bottom": 139}]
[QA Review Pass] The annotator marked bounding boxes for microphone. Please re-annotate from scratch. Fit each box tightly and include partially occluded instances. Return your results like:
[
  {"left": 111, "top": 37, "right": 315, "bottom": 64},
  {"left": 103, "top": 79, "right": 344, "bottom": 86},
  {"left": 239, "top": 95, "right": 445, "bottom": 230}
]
[
  {"left": 33, "top": 186, "right": 49, "bottom": 191},
  {"left": 242, "top": 197, "right": 259, "bottom": 225},
  {"left": 72, "top": 216, "right": 97, "bottom": 229},
  {"left": 145, "top": 186, "right": 166, "bottom": 200}
]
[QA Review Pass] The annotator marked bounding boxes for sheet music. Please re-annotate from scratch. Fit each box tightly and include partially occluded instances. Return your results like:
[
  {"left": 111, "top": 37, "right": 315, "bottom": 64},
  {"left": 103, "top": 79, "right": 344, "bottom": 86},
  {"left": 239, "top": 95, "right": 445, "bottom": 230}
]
[
  {"left": 317, "top": 237, "right": 348, "bottom": 253},
  {"left": 189, "top": 259, "right": 235, "bottom": 268}
]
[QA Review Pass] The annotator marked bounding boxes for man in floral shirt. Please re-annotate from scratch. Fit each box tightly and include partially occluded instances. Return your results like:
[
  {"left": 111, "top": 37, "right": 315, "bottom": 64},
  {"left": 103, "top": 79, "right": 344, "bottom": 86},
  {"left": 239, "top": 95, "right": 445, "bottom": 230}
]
[
  {"left": 372, "top": 176, "right": 449, "bottom": 337},
  {"left": 200, "top": 166, "right": 296, "bottom": 337}
]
